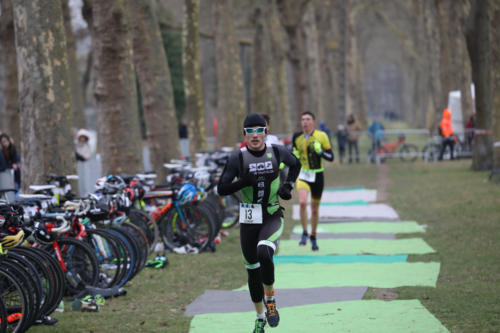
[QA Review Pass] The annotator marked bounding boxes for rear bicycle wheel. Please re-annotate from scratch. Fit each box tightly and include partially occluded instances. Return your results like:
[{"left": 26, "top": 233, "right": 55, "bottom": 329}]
[
  {"left": 221, "top": 193, "right": 240, "bottom": 229},
  {"left": 399, "top": 144, "right": 419, "bottom": 162},
  {"left": 44, "top": 238, "right": 99, "bottom": 296},
  {"left": 127, "top": 209, "right": 159, "bottom": 254},
  {"left": 0, "top": 266, "right": 29, "bottom": 333}
]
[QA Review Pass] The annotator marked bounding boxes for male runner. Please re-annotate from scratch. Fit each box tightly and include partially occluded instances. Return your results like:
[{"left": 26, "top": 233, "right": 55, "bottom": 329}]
[
  {"left": 292, "top": 111, "right": 334, "bottom": 251},
  {"left": 218, "top": 113, "right": 301, "bottom": 333}
]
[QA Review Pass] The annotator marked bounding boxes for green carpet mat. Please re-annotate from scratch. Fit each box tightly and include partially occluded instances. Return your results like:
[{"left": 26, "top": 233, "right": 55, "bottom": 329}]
[
  {"left": 324, "top": 186, "right": 366, "bottom": 191},
  {"left": 189, "top": 299, "right": 449, "bottom": 332},
  {"left": 292, "top": 221, "right": 425, "bottom": 234},
  {"left": 278, "top": 238, "right": 436, "bottom": 256},
  {"left": 320, "top": 200, "right": 369, "bottom": 206},
  {"left": 235, "top": 262, "right": 440, "bottom": 290},
  {"left": 275, "top": 254, "right": 408, "bottom": 264}
]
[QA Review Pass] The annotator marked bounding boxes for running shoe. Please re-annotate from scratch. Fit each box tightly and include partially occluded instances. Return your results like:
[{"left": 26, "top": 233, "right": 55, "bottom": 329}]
[
  {"left": 310, "top": 235, "right": 319, "bottom": 251},
  {"left": 299, "top": 232, "right": 308, "bottom": 246},
  {"left": 253, "top": 318, "right": 266, "bottom": 333},
  {"left": 264, "top": 299, "right": 280, "bottom": 327}
]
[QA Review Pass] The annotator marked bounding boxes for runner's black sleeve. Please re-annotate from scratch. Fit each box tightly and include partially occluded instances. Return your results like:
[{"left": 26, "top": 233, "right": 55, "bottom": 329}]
[
  {"left": 321, "top": 148, "right": 334, "bottom": 161},
  {"left": 275, "top": 145, "right": 301, "bottom": 184},
  {"left": 217, "top": 151, "right": 249, "bottom": 195}
]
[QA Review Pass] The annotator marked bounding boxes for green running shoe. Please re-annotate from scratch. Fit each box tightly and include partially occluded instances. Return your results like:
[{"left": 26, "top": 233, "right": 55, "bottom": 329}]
[
  {"left": 264, "top": 299, "right": 280, "bottom": 327},
  {"left": 253, "top": 318, "right": 266, "bottom": 333}
]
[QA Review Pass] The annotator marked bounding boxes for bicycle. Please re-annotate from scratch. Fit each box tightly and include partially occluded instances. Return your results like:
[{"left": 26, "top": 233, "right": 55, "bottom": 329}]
[{"left": 368, "top": 134, "right": 419, "bottom": 163}]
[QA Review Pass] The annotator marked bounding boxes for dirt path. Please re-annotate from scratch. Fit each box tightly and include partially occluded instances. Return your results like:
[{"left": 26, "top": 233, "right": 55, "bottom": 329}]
[{"left": 376, "top": 164, "right": 390, "bottom": 203}]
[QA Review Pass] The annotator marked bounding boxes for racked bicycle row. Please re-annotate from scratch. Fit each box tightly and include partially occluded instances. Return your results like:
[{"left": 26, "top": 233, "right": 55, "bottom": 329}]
[{"left": 0, "top": 150, "right": 239, "bottom": 332}]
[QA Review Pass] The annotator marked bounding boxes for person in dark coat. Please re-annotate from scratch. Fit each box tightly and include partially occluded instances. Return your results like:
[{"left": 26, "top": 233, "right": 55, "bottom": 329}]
[{"left": 0, "top": 133, "right": 21, "bottom": 188}]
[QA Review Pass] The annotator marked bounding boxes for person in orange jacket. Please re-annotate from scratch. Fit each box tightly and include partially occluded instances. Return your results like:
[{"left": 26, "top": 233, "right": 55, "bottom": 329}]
[{"left": 438, "top": 108, "right": 456, "bottom": 160}]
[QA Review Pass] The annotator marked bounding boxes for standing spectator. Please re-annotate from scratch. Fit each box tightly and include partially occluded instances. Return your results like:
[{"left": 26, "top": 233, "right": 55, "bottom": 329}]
[
  {"left": 335, "top": 124, "right": 348, "bottom": 164},
  {"left": 320, "top": 121, "right": 332, "bottom": 145},
  {"left": 0, "top": 133, "right": 21, "bottom": 189},
  {"left": 367, "top": 116, "right": 385, "bottom": 163},
  {"left": 75, "top": 129, "right": 92, "bottom": 162},
  {"left": 438, "top": 108, "right": 456, "bottom": 160},
  {"left": 345, "top": 114, "right": 361, "bottom": 163},
  {"left": 178, "top": 118, "right": 190, "bottom": 158},
  {"left": 465, "top": 114, "right": 475, "bottom": 151}
]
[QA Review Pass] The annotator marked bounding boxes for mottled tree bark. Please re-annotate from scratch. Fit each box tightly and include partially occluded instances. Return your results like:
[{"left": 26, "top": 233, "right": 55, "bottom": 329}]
[
  {"left": 251, "top": 1, "right": 276, "bottom": 125},
  {"left": 12, "top": 0, "right": 76, "bottom": 191},
  {"left": 268, "top": 0, "right": 291, "bottom": 135},
  {"left": 0, "top": 0, "right": 20, "bottom": 143},
  {"left": 62, "top": 0, "right": 86, "bottom": 129},
  {"left": 214, "top": 0, "right": 245, "bottom": 148},
  {"left": 303, "top": 4, "right": 324, "bottom": 122},
  {"left": 183, "top": 0, "right": 206, "bottom": 155},
  {"left": 314, "top": 0, "right": 338, "bottom": 128},
  {"left": 344, "top": 0, "right": 367, "bottom": 128},
  {"left": 466, "top": 0, "right": 493, "bottom": 170},
  {"left": 130, "top": 0, "right": 180, "bottom": 180},
  {"left": 491, "top": 0, "right": 500, "bottom": 169},
  {"left": 93, "top": 0, "right": 143, "bottom": 174},
  {"left": 276, "top": 0, "right": 310, "bottom": 130}
]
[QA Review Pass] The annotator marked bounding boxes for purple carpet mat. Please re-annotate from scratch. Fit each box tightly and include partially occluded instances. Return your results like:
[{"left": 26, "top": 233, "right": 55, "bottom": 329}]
[{"left": 184, "top": 287, "right": 367, "bottom": 316}]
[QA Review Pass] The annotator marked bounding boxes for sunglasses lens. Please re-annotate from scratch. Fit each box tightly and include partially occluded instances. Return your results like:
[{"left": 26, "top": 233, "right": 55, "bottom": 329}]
[{"left": 256, "top": 128, "right": 265, "bottom": 133}]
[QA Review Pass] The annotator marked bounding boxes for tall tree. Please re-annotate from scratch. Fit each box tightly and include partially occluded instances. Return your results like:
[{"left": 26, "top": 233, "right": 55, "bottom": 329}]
[
  {"left": 130, "top": 0, "right": 180, "bottom": 180},
  {"left": 183, "top": 0, "right": 206, "bottom": 155},
  {"left": 466, "top": 0, "right": 493, "bottom": 170},
  {"left": 276, "top": 0, "right": 310, "bottom": 129},
  {"left": 11, "top": 0, "right": 76, "bottom": 190},
  {"left": 0, "top": 0, "right": 20, "bottom": 143},
  {"left": 92, "top": 0, "right": 143, "bottom": 174},
  {"left": 250, "top": 1, "right": 276, "bottom": 126},
  {"left": 214, "top": 0, "right": 245, "bottom": 148},
  {"left": 303, "top": 4, "right": 324, "bottom": 121},
  {"left": 268, "top": 0, "right": 291, "bottom": 135},
  {"left": 62, "top": 0, "right": 86, "bottom": 129},
  {"left": 344, "top": 0, "right": 367, "bottom": 127},
  {"left": 491, "top": 0, "right": 500, "bottom": 169},
  {"left": 314, "top": 0, "right": 338, "bottom": 127}
]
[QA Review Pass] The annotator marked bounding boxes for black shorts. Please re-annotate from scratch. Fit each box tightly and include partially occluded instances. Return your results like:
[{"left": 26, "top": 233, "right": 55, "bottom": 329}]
[
  {"left": 240, "top": 214, "right": 283, "bottom": 267},
  {"left": 297, "top": 172, "right": 324, "bottom": 202}
]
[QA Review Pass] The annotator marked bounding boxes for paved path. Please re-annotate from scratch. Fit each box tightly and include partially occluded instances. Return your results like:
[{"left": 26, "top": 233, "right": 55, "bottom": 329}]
[{"left": 187, "top": 187, "right": 449, "bottom": 332}]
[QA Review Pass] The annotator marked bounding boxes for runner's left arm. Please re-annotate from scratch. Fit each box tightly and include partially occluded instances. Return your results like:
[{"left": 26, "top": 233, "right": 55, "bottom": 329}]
[{"left": 318, "top": 133, "right": 334, "bottom": 162}]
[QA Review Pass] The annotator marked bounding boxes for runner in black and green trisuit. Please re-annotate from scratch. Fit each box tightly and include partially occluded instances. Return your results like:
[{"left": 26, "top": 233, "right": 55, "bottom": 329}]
[{"left": 218, "top": 114, "right": 301, "bottom": 333}]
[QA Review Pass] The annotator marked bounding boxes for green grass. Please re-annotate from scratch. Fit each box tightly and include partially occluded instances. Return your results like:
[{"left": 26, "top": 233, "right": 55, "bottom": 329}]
[{"left": 31, "top": 160, "right": 500, "bottom": 332}]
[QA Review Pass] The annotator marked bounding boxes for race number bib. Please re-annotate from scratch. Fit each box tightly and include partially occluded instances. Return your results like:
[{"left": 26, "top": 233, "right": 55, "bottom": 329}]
[
  {"left": 239, "top": 203, "right": 263, "bottom": 224},
  {"left": 299, "top": 169, "right": 316, "bottom": 183}
]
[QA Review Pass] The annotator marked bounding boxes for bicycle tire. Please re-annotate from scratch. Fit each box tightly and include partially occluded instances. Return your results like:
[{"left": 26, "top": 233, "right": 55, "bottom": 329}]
[
  {"left": 4, "top": 254, "right": 42, "bottom": 327},
  {"left": 10, "top": 247, "right": 58, "bottom": 319},
  {"left": 221, "top": 193, "right": 240, "bottom": 229},
  {"left": 43, "top": 237, "right": 99, "bottom": 296},
  {"left": 127, "top": 209, "right": 159, "bottom": 254},
  {"left": 14, "top": 246, "right": 64, "bottom": 317},
  {"left": 399, "top": 144, "right": 419, "bottom": 162},
  {"left": 0, "top": 295, "right": 6, "bottom": 333},
  {"left": 106, "top": 228, "right": 136, "bottom": 286},
  {"left": 180, "top": 204, "right": 216, "bottom": 252},
  {"left": 0, "top": 266, "right": 29, "bottom": 333},
  {"left": 120, "top": 223, "right": 148, "bottom": 276},
  {"left": 85, "top": 229, "right": 122, "bottom": 288}
]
